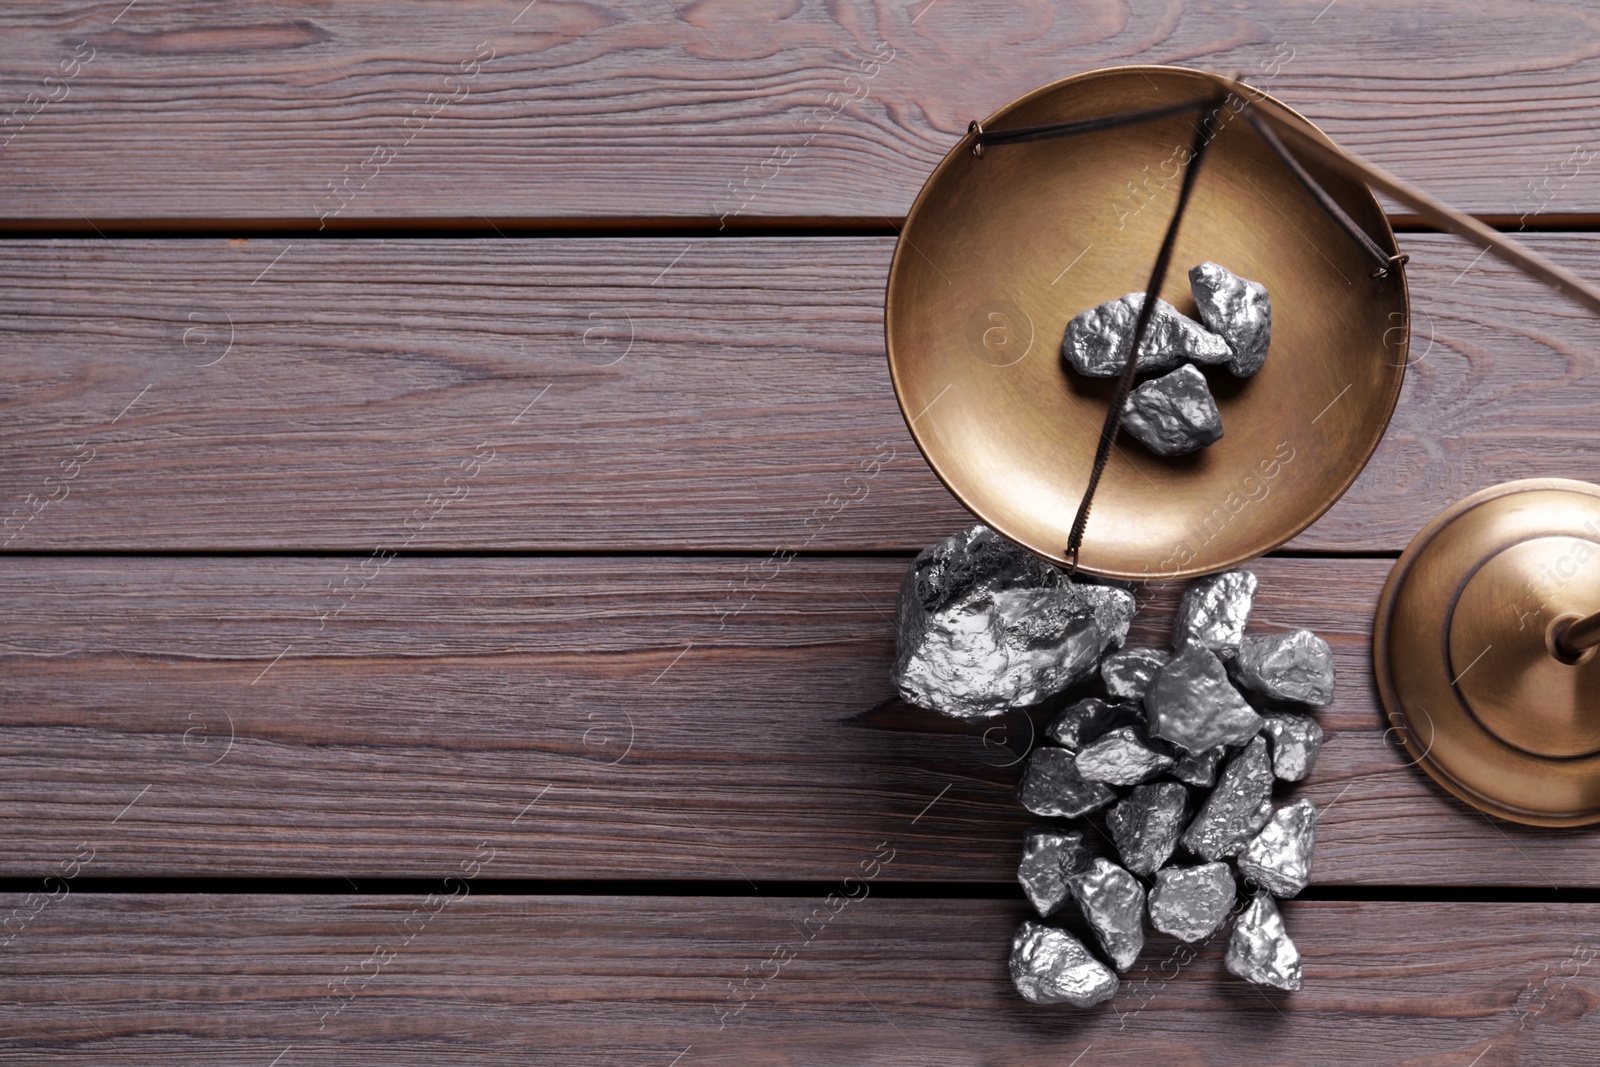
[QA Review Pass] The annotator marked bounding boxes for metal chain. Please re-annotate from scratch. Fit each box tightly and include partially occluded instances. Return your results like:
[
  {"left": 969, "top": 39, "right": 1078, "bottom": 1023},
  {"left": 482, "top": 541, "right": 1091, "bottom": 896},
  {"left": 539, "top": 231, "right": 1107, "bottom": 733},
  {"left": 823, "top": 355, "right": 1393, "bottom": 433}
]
[
  {"left": 1240, "top": 107, "right": 1394, "bottom": 276},
  {"left": 1063, "top": 101, "right": 1222, "bottom": 574}
]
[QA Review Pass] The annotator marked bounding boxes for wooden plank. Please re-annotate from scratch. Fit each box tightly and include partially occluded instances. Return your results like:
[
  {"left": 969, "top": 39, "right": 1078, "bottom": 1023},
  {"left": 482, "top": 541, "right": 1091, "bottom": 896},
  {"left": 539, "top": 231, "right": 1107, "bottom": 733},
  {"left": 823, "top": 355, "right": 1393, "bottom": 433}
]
[
  {"left": 5, "top": 1, "right": 1600, "bottom": 223},
  {"left": 1, "top": 233, "right": 1596, "bottom": 552},
  {"left": 1, "top": 894, "right": 1592, "bottom": 1064},
  {"left": 3, "top": 554, "right": 1594, "bottom": 885}
]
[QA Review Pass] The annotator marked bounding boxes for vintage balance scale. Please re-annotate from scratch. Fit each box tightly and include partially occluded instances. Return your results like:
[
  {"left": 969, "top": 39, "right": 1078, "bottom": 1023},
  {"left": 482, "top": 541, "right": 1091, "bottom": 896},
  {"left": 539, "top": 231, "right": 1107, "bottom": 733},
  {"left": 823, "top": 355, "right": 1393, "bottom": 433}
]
[{"left": 885, "top": 66, "right": 1600, "bottom": 826}]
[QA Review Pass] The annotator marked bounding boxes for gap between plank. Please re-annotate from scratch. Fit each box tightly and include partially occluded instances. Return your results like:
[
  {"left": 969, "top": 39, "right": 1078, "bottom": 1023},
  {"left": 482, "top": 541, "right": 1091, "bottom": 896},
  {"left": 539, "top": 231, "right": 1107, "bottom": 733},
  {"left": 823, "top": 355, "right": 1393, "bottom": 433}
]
[
  {"left": 0, "top": 547, "right": 1404, "bottom": 560},
  {"left": 0, "top": 877, "right": 1595, "bottom": 902},
  {"left": 1, "top": 214, "right": 1599, "bottom": 241}
]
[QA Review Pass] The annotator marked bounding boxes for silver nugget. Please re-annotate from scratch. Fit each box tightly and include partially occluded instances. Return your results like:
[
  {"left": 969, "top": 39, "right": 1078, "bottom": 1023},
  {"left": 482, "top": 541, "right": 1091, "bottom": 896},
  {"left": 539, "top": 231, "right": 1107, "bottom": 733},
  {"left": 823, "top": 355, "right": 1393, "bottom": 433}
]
[
  {"left": 1120, "top": 364, "right": 1224, "bottom": 457},
  {"left": 1018, "top": 831, "right": 1094, "bottom": 916},
  {"left": 1010, "top": 920, "right": 1120, "bottom": 1006},
  {"left": 1189, "top": 262, "right": 1272, "bottom": 377},
  {"left": 1101, "top": 648, "right": 1169, "bottom": 701},
  {"left": 1070, "top": 858, "right": 1146, "bottom": 972},
  {"left": 1107, "top": 782, "right": 1190, "bottom": 876},
  {"left": 1173, "top": 746, "right": 1224, "bottom": 788},
  {"left": 893, "top": 525, "right": 1135, "bottom": 719},
  {"left": 1062, "top": 293, "right": 1232, "bottom": 377},
  {"left": 1180, "top": 736, "right": 1275, "bottom": 860},
  {"left": 1147, "top": 862, "right": 1236, "bottom": 942},
  {"left": 1237, "top": 799, "right": 1317, "bottom": 898},
  {"left": 1224, "top": 892, "right": 1302, "bottom": 991},
  {"left": 1075, "top": 726, "right": 1175, "bottom": 786},
  {"left": 1260, "top": 713, "right": 1324, "bottom": 781},
  {"left": 1230, "top": 629, "right": 1337, "bottom": 706},
  {"left": 1172, "top": 569, "right": 1257, "bottom": 655},
  {"left": 1017, "top": 746, "right": 1116, "bottom": 818},
  {"left": 1145, "top": 643, "right": 1263, "bottom": 753},
  {"left": 1045, "top": 696, "right": 1143, "bottom": 751},
  {"left": 1080, "top": 578, "right": 1139, "bottom": 642}
]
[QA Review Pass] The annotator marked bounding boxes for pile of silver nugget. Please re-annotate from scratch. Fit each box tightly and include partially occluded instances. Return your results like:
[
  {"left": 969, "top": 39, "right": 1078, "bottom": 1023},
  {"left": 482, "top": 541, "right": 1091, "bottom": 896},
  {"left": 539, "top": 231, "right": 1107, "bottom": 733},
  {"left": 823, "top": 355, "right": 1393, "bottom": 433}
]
[
  {"left": 893, "top": 526, "right": 1334, "bottom": 1005},
  {"left": 1061, "top": 262, "right": 1271, "bottom": 456}
]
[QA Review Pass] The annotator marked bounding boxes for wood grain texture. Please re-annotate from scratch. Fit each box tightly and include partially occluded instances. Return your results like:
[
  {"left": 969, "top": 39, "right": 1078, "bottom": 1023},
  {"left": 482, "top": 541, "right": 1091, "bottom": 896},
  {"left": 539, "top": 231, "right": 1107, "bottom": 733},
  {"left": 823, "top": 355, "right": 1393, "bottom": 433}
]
[
  {"left": 1, "top": 233, "right": 1596, "bottom": 552},
  {"left": 1, "top": 894, "right": 1594, "bottom": 1065},
  {"left": 4, "top": 1, "right": 1600, "bottom": 222},
  {"left": 3, "top": 554, "right": 1595, "bottom": 885}
]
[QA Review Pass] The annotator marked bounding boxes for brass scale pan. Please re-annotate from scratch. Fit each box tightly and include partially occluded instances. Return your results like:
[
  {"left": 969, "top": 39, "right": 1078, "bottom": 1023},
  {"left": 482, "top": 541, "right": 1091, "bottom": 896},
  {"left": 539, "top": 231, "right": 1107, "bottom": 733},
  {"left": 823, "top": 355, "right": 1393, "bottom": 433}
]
[{"left": 885, "top": 65, "right": 1406, "bottom": 582}]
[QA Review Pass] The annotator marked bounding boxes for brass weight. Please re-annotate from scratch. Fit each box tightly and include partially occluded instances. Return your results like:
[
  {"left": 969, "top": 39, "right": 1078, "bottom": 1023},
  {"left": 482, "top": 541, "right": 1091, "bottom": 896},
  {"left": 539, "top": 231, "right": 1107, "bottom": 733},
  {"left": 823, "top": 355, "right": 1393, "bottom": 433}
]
[{"left": 1375, "top": 479, "right": 1600, "bottom": 826}]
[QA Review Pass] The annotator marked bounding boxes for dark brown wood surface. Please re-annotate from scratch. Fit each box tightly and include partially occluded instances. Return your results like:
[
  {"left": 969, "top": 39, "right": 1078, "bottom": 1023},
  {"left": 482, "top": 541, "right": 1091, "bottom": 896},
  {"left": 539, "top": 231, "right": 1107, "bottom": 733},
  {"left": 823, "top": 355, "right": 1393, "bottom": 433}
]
[
  {"left": 6, "top": 1, "right": 1600, "bottom": 1060},
  {"left": 3, "top": 554, "right": 1593, "bottom": 886},
  {"left": 2, "top": 895, "right": 1594, "bottom": 1066},
  {"left": 6, "top": 1, "right": 1600, "bottom": 223},
  {"left": 1, "top": 233, "right": 1596, "bottom": 552}
]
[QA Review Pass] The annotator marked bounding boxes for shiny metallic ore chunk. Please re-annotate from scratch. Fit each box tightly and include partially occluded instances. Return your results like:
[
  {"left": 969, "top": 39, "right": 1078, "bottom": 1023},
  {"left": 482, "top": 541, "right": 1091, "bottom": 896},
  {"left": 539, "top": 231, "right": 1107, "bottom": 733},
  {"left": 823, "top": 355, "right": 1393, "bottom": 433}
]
[
  {"left": 1172, "top": 569, "right": 1258, "bottom": 655},
  {"left": 1189, "top": 262, "right": 1272, "bottom": 377},
  {"left": 1070, "top": 858, "right": 1147, "bottom": 972},
  {"left": 1145, "top": 642, "right": 1263, "bottom": 753},
  {"left": 1010, "top": 920, "right": 1120, "bottom": 1006},
  {"left": 1120, "top": 364, "right": 1225, "bottom": 457},
  {"left": 1230, "top": 629, "right": 1337, "bottom": 707},
  {"left": 892, "top": 526, "right": 1135, "bottom": 719},
  {"left": 1237, "top": 799, "right": 1317, "bottom": 898},
  {"left": 1017, "top": 747, "right": 1116, "bottom": 819},
  {"left": 1173, "top": 746, "right": 1224, "bottom": 788},
  {"left": 1261, "top": 713, "right": 1324, "bottom": 782},
  {"left": 1181, "top": 736, "right": 1275, "bottom": 860},
  {"left": 1225, "top": 892, "right": 1302, "bottom": 991},
  {"left": 1079, "top": 578, "right": 1140, "bottom": 642},
  {"left": 1062, "top": 293, "right": 1232, "bottom": 377},
  {"left": 1107, "top": 782, "right": 1190, "bottom": 876},
  {"left": 1148, "top": 862, "right": 1236, "bottom": 942},
  {"left": 1018, "top": 831, "right": 1094, "bottom": 917},
  {"left": 1045, "top": 696, "right": 1143, "bottom": 751},
  {"left": 1101, "top": 648, "right": 1169, "bottom": 701},
  {"left": 1075, "top": 726, "right": 1175, "bottom": 786}
]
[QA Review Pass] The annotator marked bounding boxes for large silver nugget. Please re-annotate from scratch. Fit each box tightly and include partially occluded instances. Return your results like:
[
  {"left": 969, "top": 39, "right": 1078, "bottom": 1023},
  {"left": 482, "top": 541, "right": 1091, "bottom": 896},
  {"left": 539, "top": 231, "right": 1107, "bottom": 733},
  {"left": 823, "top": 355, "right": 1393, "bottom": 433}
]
[
  {"left": 1018, "top": 831, "right": 1095, "bottom": 916},
  {"left": 1120, "top": 364, "right": 1224, "bottom": 457},
  {"left": 1224, "top": 892, "right": 1302, "bottom": 991},
  {"left": 1062, "top": 293, "right": 1231, "bottom": 377},
  {"left": 1017, "top": 746, "right": 1116, "bottom": 818},
  {"left": 1189, "top": 262, "right": 1272, "bottom": 377},
  {"left": 1010, "top": 920, "right": 1119, "bottom": 1006},
  {"left": 1237, "top": 799, "right": 1317, "bottom": 898},
  {"left": 892, "top": 525, "right": 1134, "bottom": 719},
  {"left": 1075, "top": 726, "right": 1175, "bottom": 786},
  {"left": 1181, "top": 736, "right": 1275, "bottom": 860},
  {"left": 1172, "top": 569, "right": 1257, "bottom": 655},
  {"left": 1173, "top": 746, "right": 1224, "bottom": 788},
  {"left": 1230, "top": 629, "right": 1337, "bottom": 706},
  {"left": 1260, "top": 713, "right": 1324, "bottom": 782},
  {"left": 1145, "top": 643, "right": 1263, "bottom": 753},
  {"left": 1046, "top": 696, "right": 1143, "bottom": 751},
  {"left": 1147, "top": 862, "right": 1236, "bottom": 942},
  {"left": 1107, "top": 782, "right": 1190, "bottom": 875},
  {"left": 1101, "top": 648, "right": 1169, "bottom": 701},
  {"left": 1070, "top": 858, "right": 1146, "bottom": 972}
]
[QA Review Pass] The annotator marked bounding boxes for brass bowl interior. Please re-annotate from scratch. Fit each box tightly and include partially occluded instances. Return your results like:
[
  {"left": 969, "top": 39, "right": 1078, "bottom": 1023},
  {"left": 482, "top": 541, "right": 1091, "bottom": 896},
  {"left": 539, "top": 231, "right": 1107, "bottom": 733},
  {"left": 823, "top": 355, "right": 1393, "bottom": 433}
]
[{"left": 886, "top": 66, "right": 1408, "bottom": 579}]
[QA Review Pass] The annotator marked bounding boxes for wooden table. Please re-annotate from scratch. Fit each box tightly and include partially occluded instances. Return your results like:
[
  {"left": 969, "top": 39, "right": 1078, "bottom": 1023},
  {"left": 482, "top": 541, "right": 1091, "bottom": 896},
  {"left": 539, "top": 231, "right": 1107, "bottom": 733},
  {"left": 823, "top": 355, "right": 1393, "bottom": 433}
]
[{"left": 3, "top": 2, "right": 1598, "bottom": 1063}]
